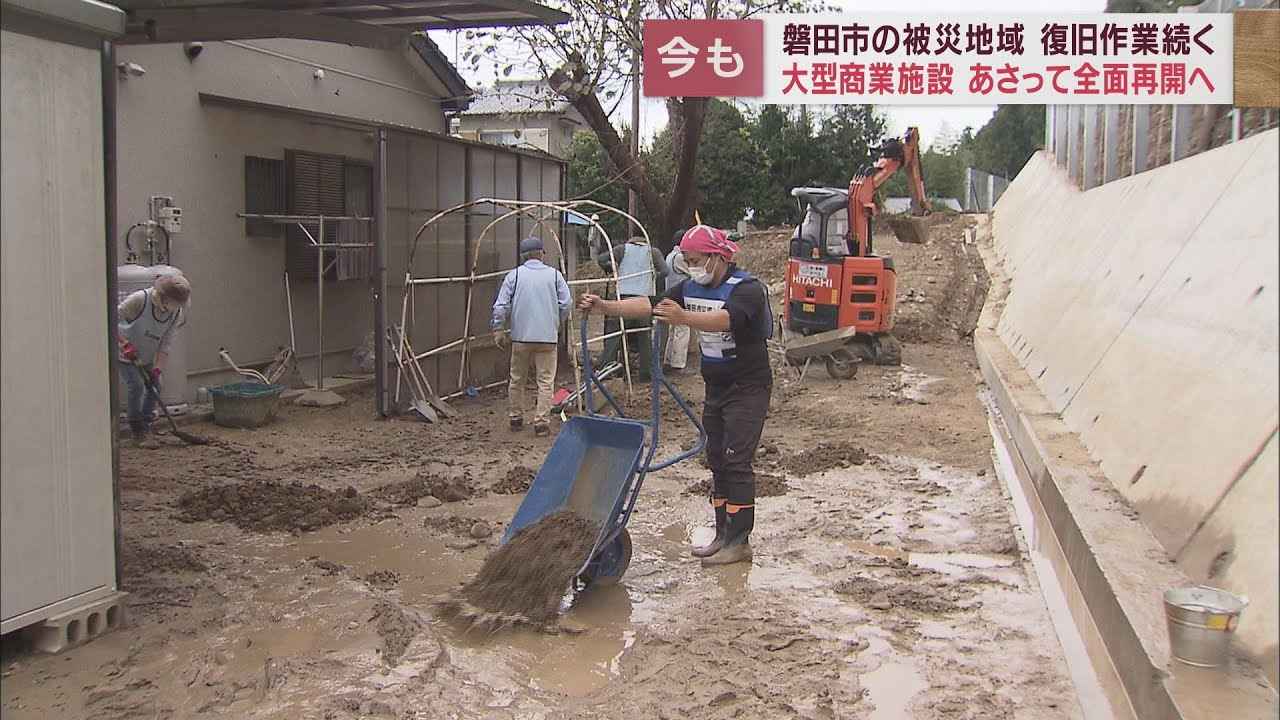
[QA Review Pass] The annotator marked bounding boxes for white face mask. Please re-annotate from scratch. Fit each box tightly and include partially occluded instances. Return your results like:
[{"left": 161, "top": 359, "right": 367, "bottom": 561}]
[{"left": 689, "top": 257, "right": 718, "bottom": 286}]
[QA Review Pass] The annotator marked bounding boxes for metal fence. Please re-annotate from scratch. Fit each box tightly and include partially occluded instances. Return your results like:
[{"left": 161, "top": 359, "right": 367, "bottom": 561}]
[
  {"left": 963, "top": 168, "right": 1010, "bottom": 212},
  {"left": 1045, "top": 0, "right": 1280, "bottom": 190}
]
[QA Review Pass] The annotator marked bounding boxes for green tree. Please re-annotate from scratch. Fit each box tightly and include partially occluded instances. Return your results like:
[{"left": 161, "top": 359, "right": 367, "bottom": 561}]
[
  {"left": 750, "top": 105, "right": 825, "bottom": 227},
  {"left": 813, "top": 105, "right": 887, "bottom": 186},
  {"left": 565, "top": 131, "right": 629, "bottom": 241},
  {"left": 967, "top": 105, "right": 1045, "bottom": 179},
  {"left": 648, "top": 100, "right": 770, "bottom": 230},
  {"left": 458, "top": 0, "right": 824, "bottom": 251}
]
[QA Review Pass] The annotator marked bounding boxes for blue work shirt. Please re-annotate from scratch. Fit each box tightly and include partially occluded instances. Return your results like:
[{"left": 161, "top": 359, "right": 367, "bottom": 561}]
[{"left": 490, "top": 259, "right": 572, "bottom": 344}]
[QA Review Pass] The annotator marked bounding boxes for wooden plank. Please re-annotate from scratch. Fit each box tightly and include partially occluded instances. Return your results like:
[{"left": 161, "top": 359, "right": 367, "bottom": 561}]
[{"left": 1234, "top": 10, "right": 1280, "bottom": 108}]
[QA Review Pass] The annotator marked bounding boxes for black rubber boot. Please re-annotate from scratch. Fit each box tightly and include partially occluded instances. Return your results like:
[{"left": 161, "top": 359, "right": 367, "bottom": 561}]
[
  {"left": 690, "top": 502, "right": 728, "bottom": 558},
  {"left": 701, "top": 506, "right": 754, "bottom": 566}
]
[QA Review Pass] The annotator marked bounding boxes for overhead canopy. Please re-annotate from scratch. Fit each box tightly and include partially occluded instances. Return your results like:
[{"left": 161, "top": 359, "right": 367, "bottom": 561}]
[{"left": 114, "top": 0, "right": 569, "bottom": 49}]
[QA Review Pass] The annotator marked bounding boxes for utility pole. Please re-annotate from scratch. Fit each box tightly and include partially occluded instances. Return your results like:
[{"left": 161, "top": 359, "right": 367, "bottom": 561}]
[{"left": 628, "top": 1, "right": 640, "bottom": 220}]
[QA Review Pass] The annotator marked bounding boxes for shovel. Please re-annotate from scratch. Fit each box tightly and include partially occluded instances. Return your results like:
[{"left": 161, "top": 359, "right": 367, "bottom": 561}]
[
  {"left": 394, "top": 326, "right": 458, "bottom": 419},
  {"left": 130, "top": 360, "right": 210, "bottom": 445},
  {"left": 387, "top": 327, "right": 437, "bottom": 423}
]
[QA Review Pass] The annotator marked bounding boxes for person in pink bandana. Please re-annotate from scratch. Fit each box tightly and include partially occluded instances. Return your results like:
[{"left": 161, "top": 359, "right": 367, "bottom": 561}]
[{"left": 578, "top": 225, "right": 773, "bottom": 566}]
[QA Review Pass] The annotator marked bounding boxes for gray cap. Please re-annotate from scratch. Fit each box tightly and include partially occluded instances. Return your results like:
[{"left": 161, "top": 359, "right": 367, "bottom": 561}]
[{"left": 518, "top": 236, "right": 544, "bottom": 254}]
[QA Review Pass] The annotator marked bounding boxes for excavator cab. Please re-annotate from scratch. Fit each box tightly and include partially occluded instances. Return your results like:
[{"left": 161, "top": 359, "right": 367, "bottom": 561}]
[{"left": 790, "top": 187, "right": 855, "bottom": 260}]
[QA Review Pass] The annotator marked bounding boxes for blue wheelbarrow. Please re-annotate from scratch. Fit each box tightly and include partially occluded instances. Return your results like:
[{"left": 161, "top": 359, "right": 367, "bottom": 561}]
[{"left": 499, "top": 317, "right": 706, "bottom": 587}]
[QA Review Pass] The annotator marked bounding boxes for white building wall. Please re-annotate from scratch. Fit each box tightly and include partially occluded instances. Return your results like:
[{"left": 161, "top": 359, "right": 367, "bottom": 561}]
[{"left": 114, "top": 39, "right": 451, "bottom": 394}]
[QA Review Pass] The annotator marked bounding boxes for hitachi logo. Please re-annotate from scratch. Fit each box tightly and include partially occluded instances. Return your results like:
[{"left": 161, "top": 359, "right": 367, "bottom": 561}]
[{"left": 793, "top": 275, "right": 834, "bottom": 289}]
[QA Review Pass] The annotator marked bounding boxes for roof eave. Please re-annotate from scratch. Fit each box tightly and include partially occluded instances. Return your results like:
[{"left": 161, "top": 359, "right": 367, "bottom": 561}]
[{"left": 409, "top": 33, "right": 472, "bottom": 111}]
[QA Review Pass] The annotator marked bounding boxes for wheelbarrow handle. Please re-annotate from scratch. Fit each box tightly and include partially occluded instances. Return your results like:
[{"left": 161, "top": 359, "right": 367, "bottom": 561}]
[{"left": 577, "top": 315, "right": 706, "bottom": 471}]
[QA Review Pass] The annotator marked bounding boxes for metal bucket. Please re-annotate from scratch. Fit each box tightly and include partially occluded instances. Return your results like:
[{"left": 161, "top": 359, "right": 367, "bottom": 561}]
[{"left": 1163, "top": 585, "right": 1249, "bottom": 667}]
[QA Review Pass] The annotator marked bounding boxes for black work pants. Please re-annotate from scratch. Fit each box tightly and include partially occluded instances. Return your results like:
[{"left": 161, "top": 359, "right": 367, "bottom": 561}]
[{"left": 703, "top": 381, "right": 772, "bottom": 506}]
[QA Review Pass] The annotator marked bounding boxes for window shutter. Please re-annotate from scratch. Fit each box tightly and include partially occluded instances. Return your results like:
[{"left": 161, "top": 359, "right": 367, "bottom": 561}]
[{"left": 285, "top": 150, "right": 346, "bottom": 280}]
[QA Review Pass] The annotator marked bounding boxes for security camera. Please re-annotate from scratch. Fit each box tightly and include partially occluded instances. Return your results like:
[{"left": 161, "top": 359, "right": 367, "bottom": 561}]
[
  {"left": 116, "top": 62, "right": 146, "bottom": 78},
  {"left": 183, "top": 42, "right": 203, "bottom": 60}
]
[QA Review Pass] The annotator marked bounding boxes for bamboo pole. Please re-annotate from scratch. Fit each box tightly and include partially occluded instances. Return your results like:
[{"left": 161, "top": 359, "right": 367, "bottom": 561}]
[{"left": 401, "top": 198, "right": 654, "bottom": 404}]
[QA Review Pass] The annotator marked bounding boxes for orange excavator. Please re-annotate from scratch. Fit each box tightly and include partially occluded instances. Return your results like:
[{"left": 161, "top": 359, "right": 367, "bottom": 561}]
[{"left": 780, "top": 127, "right": 930, "bottom": 379}]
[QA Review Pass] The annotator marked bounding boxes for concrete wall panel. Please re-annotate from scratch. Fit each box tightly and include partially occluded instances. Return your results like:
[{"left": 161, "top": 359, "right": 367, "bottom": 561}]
[{"left": 990, "top": 130, "right": 1280, "bottom": 678}]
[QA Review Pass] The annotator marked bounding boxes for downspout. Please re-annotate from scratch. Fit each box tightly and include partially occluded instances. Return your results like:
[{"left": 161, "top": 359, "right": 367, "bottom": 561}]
[
  {"left": 103, "top": 39, "right": 122, "bottom": 588},
  {"left": 373, "top": 128, "right": 388, "bottom": 417}
]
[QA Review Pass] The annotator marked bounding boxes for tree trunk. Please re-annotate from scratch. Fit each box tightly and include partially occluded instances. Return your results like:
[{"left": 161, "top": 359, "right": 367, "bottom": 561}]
[
  {"left": 661, "top": 97, "right": 709, "bottom": 253},
  {"left": 552, "top": 62, "right": 667, "bottom": 246}
]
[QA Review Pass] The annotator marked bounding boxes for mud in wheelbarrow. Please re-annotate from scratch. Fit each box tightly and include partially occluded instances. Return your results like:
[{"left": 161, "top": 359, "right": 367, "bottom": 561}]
[
  {"left": 500, "top": 319, "right": 705, "bottom": 589},
  {"left": 502, "top": 415, "right": 648, "bottom": 585}
]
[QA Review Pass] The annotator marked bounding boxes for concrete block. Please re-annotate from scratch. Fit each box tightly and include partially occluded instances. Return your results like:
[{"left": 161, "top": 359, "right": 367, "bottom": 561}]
[
  {"left": 33, "top": 591, "right": 128, "bottom": 654},
  {"left": 295, "top": 389, "right": 346, "bottom": 407}
]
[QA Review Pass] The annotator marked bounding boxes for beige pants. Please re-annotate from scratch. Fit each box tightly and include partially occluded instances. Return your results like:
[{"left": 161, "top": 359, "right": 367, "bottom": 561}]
[
  {"left": 509, "top": 342, "right": 558, "bottom": 422},
  {"left": 665, "top": 324, "right": 691, "bottom": 369}
]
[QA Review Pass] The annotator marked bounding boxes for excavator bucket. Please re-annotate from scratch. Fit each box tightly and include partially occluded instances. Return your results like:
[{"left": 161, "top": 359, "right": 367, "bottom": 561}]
[{"left": 885, "top": 214, "right": 930, "bottom": 245}]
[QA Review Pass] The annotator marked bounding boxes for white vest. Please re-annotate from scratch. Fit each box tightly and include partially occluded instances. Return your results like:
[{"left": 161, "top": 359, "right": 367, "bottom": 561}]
[{"left": 617, "top": 243, "right": 656, "bottom": 296}]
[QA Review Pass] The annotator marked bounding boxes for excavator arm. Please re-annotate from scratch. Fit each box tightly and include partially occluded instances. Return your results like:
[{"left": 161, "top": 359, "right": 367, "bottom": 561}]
[{"left": 847, "top": 127, "right": 931, "bottom": 255}]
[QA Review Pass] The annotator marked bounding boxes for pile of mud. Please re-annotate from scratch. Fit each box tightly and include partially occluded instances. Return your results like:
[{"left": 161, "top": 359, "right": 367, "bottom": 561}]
[
  {"left": 372, "top": 473, "right": 476, "bottom": 505},
  {"left": 177, "top": 480, "right": 368, "bottom": 532},
  {"left": 120, "top": 539, "right": 207, "bottom": 576},
  {"left": 436, "top": 510, "right": 598, "bottom": 632},
  {"left": 492, "top": 466, "right": 534, "bottom": 494},
  {"left": 370, "top": 600, "right": 419, "bottom": 666},
  {"left": 833, "top": 575, "right": 973, "bottom": 614},
  {"left": 424, "top": 514, "right": 479, "bottom": 537},
  {"left": 685, "top": 471, "right": 789, "bottom": 497},
  {"left": 783, "top": 442, "right": 869, "bottom": 477},
  {"left": 363, "top": 570, "right": 400, "bottom": 590}
]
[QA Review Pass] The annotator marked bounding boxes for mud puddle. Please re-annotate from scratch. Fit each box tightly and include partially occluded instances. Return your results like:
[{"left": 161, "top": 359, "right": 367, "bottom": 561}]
[
  {"left": 265, "top": 494, "right": 666, "bottom": 698},
  {"left": 895, "top": 365, "right": 946, "bottom": 405},
  {"left": 864, "top": 660, "right": 928, "bottom": 719}
]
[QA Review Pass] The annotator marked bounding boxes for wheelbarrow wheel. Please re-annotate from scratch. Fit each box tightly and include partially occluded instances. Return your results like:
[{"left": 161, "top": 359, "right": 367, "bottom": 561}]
[
  {"left": 583, "top": 529, "right": 632, "bottom": 587},
  {"left": 825, "top": 349, "right": 858, "bottom": 380}
]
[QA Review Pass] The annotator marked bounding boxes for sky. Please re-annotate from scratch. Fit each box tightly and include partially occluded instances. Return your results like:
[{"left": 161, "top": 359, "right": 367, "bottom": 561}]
[{"left": 432, "top": 0, "right": 1106, "bottom": 150}]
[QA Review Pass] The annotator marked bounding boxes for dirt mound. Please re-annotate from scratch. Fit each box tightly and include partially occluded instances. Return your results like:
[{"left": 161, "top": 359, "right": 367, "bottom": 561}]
[
  {"left": 735, "top": 229, "right": 791, "bottom": 287},
  {"left": 492, "top": 466, "right": 534, "bottom": 494},
  {"left": 370, "top": 601, "right": 418, "bottom": 666},
  {"left": 891, "top": 216, "right": 989, "bottom": 345},
  {"left": 436, "top": 510, "right": 598, "bottom": 631},
  {"left": 177, "top": 480, "right": 368, "bottom": 532},
  {"left": 370, "top": 477, "right": 434, "bottom": 506},
  {"left": 363, "top": 570, "right": 400, "bottom": 590},
  {"left": 372, "top": 473, "right": 476, "bottom": 505},
  {"left": 685, "top": 471, "right": 789, "bottom": 497},
  {"left": 424, "top": 514, "right": 478, "bottom": 538},
  {"left": 833, "top": 575, "right": 973, "bottom": 614},
  {"left": 120, "top": 540, "right": 206, "bottom": 576},
  {"left": 783, "top": 442, "right": 869, "bottom": 477}
]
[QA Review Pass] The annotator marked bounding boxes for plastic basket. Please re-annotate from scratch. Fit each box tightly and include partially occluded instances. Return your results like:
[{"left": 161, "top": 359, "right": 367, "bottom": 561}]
[{"left": 210, "top": 382, "right": 285, "bottom": 428}]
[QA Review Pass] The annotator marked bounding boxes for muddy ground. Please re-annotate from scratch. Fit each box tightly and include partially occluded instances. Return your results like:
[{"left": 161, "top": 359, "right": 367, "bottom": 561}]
[{"left": 1, "top": 216, "right": 1084, "bottom": 719}]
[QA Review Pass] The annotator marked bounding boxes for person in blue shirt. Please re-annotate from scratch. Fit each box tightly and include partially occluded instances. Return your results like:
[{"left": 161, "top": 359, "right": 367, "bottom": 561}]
[{"left": 491, "top": 236, "right": 572, "bottom": 437}]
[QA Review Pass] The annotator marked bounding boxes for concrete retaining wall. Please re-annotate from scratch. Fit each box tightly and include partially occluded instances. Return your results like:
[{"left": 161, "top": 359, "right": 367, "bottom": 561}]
[{"left": 989, "top": 131, "right": 1279, "bottom": 682}]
